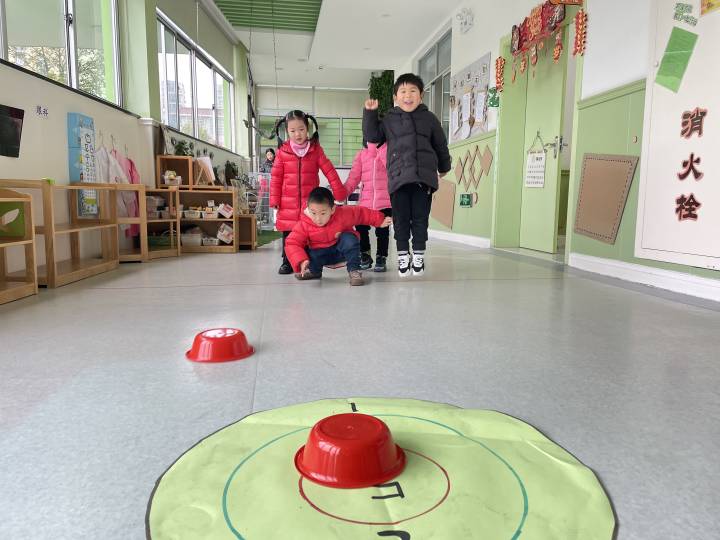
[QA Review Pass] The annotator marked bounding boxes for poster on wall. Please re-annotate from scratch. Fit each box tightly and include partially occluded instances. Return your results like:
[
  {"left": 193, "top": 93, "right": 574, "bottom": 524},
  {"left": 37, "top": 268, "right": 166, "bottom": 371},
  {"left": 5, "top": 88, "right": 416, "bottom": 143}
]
[
  {"left": 67, "top": 113, "right": 99, "bottom": 216},
  {"left": 0, "top": 104, "right": 25, "bottom": 158},
  {"left": 635, "top": 0, "right": 720, "bottom": 270},
  {"left": 525, "top": 151, "right": 547, "bottom": 188},
  {"left": 449, "top": 53, "right": 492, "bottom": 144}
]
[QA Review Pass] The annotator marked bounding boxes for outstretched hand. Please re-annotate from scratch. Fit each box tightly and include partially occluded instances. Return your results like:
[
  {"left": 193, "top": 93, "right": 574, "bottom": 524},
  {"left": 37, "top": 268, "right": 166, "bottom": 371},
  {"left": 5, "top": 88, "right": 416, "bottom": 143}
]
[
  {"left": 299, "top": 260, "right": 310, "bottom": 275},
  {"left": 380, "top": 216, "right": 393, "bottom": 228},
  {"left": 364, "top": 99, "right": 379, "bottom": 111}
]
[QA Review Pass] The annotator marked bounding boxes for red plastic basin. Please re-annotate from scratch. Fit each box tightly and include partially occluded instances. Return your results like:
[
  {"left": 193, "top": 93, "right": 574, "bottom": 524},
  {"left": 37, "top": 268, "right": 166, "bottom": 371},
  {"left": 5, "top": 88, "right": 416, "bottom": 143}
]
[
  {"left": 186, "top": 328, "right": 255, "bottom": 363},
  {"left": 295, "top": 413, "right": 406, "bottom": 489}
]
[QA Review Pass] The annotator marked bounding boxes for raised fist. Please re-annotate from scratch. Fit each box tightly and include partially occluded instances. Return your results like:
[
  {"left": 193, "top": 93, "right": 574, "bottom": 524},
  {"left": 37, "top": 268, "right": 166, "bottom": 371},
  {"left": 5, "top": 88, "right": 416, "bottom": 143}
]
[{"left": 364, "top": 99, "right": 379, "bottom": 110}]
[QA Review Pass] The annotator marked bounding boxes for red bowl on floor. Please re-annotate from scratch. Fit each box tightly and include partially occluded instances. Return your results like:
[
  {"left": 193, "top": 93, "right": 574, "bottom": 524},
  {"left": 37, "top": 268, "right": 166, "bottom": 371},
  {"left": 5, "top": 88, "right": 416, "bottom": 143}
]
[
  {"left": 186, "top": 328, "right": 255, "bottom": 363},
  {"left": 295, "top": 413, "right": 406, "bottom": 488}
]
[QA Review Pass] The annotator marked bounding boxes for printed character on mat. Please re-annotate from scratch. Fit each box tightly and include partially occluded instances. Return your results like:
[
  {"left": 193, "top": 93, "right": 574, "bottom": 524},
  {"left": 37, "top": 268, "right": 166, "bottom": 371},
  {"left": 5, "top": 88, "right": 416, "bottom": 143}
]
[
  {"left": 270, "top": 110, "right": 348, "bottom": 275},
  {"left": 284, "top": 187, "right": 392, "bottom": 287},
  {"left": 344, "top": 141, "right": 392, "bottom": 273},
  {"left": 363, "top": 73, "right": 451, "bottom": 277}
]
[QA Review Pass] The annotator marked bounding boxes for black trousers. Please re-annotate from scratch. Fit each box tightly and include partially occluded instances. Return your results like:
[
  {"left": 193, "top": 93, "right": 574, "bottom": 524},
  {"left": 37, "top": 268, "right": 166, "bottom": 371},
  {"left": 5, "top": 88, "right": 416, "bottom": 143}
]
[
  {"left": 356, "top": 208, "right": 392, "bottom": 258},
  {"left": 390, "top": 183, "right": 432, "bottom": 252},
  {"left": 281, "top": 231, "right": 291, "bottom": 265}
]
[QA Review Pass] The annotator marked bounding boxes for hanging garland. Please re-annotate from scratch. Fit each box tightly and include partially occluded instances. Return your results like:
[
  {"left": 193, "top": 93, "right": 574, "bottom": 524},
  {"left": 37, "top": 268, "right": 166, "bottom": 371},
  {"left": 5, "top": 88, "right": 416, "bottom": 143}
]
[
  {"left": 511, "top": 1, "right": 566, "bottom": 57},
  {"left": 495, "top": 56, "right": 506, "bottom": 92},
  {"left": 573, "top": 9, "right": 588, "bottom": 56},
  {"left": 553, "top": 27, "right": 565, "bottom": 63}
]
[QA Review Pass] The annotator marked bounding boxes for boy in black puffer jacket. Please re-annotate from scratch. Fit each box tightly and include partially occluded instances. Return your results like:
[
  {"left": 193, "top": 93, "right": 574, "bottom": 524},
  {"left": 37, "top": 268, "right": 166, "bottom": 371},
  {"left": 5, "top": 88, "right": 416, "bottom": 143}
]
[{"left": 363, "top": 73, "right": 451, "bottom": 277}]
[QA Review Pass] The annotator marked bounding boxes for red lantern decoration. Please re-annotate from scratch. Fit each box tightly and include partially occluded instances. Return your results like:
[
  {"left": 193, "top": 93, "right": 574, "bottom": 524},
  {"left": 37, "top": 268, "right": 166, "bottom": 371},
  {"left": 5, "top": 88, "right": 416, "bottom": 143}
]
[
  {"left": 573, "top": 9, "right": 587, "bottom": 56},
  {"left": 495, "top": 56, "right": 506, "bottom": 92}
]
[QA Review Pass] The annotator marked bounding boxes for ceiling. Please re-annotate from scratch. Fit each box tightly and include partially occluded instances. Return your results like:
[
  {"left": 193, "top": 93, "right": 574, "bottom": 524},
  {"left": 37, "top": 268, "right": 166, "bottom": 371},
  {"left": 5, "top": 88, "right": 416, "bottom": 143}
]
[
  {"left": 214, "top": 0, "right": 322, "bottom": 33},
  {"left": 221, "top": 0, "right": 463, "bottom": 88}
]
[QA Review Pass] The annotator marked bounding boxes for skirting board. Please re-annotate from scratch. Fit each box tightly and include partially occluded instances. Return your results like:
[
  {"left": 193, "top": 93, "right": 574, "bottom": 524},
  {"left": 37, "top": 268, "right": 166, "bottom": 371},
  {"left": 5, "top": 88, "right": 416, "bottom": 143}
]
[
  {"left": 568, "top": 253, "right": 720, "bottom": 302},
  {"left": 428, "top": 229, "right": 491, "bottom": 248}
]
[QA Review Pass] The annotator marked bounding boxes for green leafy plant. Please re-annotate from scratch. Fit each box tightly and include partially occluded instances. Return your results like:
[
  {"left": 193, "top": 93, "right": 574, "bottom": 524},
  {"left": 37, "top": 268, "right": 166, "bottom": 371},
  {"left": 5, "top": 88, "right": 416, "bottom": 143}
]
[
  {"left": 173, "top": 140, "right": 194, "bottom": 156},
  {"left": 368, "top": 70, "right": 394, "bottom": 117}
]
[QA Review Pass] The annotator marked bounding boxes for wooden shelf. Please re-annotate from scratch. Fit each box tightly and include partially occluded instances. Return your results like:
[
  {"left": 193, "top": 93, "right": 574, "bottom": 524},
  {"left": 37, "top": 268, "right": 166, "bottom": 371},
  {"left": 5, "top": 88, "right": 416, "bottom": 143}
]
[
  {"left": 32, "top": 258, "right": 118, "bottom": 287},
  {"left": 145, "top": 188, "right": 180, "bottom": 259},
  {"left": 180, "top": 244, "right": 236, "bottom": 253},
  {"left": 0, "top": 238, "right": 33, "bottom": 248},
  {"left": 51, "top": 222, "right": 117, "bottom": 234},
  {"left": 181, "top": 218, "right": 234, "bottom": 222},
  {"left": 0, "top": 188, "right": 38, "bottom": 304},
  {"left": 0, "top": 180, "right": 119, "bottom": 288}
]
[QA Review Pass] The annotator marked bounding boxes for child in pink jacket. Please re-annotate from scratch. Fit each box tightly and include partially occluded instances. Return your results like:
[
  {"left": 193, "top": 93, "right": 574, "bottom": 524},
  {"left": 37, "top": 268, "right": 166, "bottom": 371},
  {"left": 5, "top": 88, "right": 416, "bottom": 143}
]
[{"left": 344, "top": 142, "right": 392, "bottom": 272}]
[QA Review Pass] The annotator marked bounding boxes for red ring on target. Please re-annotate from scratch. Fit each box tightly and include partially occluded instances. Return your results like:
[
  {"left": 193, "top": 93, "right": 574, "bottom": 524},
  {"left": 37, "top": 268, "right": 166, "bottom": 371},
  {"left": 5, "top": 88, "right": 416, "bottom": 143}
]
[{"left": 298, "top": 449, "right": 451, "bottom": 526}]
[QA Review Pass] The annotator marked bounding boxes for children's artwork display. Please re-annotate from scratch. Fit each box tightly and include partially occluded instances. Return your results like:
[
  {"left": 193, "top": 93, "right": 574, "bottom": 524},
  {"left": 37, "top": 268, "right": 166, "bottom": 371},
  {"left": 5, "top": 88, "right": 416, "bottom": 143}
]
[
  {"left": 635, "top": 0, "right": 720, "bottom": 270},
  {"left": 67, "top": 113, "right": 99, "bottom": 216},
  {"left": 449, "top": 54, "right": 491, "bottom": 144},
  {"left": 0, "top": 104, "right": 24, "bottom": 158},
  {"left": 146, "top": 398, "right": 615, "bottom": 539}
]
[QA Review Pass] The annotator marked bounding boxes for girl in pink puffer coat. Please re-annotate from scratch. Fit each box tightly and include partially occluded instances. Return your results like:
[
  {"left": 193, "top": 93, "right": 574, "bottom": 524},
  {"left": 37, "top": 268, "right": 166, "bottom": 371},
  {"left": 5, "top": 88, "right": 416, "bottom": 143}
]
[{"left": 344, "top": 142, "right": 392, "bottom": 272}]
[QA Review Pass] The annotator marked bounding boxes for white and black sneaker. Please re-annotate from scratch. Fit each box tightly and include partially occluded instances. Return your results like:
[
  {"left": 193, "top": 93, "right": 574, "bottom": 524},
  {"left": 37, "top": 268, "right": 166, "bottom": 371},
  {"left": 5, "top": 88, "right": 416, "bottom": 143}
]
[
  {"left": 398, "top": 252, "right": 411, "bottom": 278},
  {"left": 411, "top": 252, "right": 425, "bottom": 276}
]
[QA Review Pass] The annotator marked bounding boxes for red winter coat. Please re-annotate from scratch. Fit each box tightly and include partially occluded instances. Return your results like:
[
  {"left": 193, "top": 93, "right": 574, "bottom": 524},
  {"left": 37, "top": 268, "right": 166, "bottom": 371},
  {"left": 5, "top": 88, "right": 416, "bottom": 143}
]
[
  {"left": 284, "top": 206, "right": 386, "bottom": 272},
  {"left": 344, "top": 143, "right": 391, "bottom": 211},
  {"left": 270, "top": 140, "right": 347, "bottom": 231}
]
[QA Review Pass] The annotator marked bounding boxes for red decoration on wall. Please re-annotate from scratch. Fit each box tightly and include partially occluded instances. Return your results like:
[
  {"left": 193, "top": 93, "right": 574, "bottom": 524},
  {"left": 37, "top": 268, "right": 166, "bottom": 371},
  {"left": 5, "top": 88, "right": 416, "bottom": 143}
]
[
  {"left": 550, "top": 0, "right": 583, "bottom": 5},
  {"left": 573, "top": 9, "right": 587, "bottom": 56},
  {"left": 495, "top": 57, "right": 506, "bottom": 92},
  {"left": 553, "top": 29, "right": 564, "bottom": 63},
  {"left": 511, "top": 1, "right": 566, "bottom": 57}
]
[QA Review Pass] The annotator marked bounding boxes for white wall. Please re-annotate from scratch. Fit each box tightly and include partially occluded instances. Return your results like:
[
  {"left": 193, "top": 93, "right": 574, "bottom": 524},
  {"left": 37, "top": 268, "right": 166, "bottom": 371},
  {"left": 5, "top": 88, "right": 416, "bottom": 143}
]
[
  {"left": 397, "top": 0, "right": 653, "bottom": 105},
  {"left": 256, "top": 87, "right": 365, "bottom": 118},
  {"left": 581, "top": 0, "right": 651, "bottom": 99}
]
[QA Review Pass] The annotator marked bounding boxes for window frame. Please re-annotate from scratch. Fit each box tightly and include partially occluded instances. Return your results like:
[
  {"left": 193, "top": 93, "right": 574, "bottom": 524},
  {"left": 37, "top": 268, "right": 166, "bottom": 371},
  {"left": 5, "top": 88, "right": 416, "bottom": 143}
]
[
  {"left": 0, "top": 0, "right": 123, "bottom": 106},
  {"left": 417, "top": 30, "right": 452, "bottom": 138},
  {"left": 157, "top": 11, "right": 234, "bottom": 151}
]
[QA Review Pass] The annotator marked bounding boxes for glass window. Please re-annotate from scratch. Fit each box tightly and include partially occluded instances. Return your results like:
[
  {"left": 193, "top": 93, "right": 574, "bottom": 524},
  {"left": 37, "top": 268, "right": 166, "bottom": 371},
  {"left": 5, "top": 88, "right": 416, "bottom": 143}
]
[
  {"left": 418, "top": 48, "right": 436, "bottom": 85},
  {"left": 441, "top": 73, "right": 450, "bottom": 138},
  {"left": 438, "top": 33, "right": 452, "bottom": 74},
  {"left": 4, "top": 0, "right": 120, "bottom": 104},
  {"left": 316, "top": 118, "right": 341, "bottom": 165},
  {"left": 158, "top": 23, "right": 178, "bottom": 128},
  {"left": 75, "top": 0, "right": 118, "bottom": 102},
  {"left": 195, "top": 58, "right": 215, "bottom": 144},
  {"left": 215, "top": 75, "right": 232, "bottom": 149},
  {"left": 156, "top": 16, "right": 234, "bottom": 149},
  {"left": 342, "top": 118, "right": 363, "bottom": 165},
  {"left": 258, "top": 115, "right": 277, "bottom": 152},
  {"left": 176, "top": 40, "right": 194, "bottom": 136},
  {"left": 6, "top": 0, "right": 69, "bottom": 85}
]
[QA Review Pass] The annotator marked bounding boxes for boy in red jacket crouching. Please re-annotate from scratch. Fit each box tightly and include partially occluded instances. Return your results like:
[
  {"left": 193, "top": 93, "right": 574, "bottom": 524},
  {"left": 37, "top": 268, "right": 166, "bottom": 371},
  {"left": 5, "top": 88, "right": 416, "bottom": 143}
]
[{"left": 284, "top": 187, "right": 392, "bottom": 286}]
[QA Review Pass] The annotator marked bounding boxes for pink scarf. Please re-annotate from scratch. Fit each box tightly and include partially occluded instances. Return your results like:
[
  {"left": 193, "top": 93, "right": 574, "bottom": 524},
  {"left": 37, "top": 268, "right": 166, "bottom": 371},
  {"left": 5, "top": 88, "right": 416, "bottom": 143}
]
[{"left": 290, "top": 140, "right": 310, "bottom": 157}]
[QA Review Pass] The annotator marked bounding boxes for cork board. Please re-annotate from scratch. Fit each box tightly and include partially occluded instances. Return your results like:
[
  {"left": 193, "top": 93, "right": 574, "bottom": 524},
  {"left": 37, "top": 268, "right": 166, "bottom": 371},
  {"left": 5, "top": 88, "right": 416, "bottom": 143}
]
[
  {"left": 574, "top": 154, "right": 639, "bottom": 244},
  {"left": 431, "top": 178, "right": 456, "bottom": 229}
]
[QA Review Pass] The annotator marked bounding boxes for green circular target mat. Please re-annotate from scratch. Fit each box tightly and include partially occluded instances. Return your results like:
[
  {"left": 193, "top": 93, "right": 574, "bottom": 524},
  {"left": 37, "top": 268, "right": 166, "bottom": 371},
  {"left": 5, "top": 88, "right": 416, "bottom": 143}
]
[{"left": 146, "top": 398, "right": 614, "bottom": 539}]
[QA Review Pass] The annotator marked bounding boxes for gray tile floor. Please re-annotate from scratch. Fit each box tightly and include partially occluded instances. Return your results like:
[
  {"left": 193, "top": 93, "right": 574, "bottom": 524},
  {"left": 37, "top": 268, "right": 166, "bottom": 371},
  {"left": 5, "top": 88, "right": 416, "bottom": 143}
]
[{"left": 1, "top": 240, "right": 719, "bottom": 539}]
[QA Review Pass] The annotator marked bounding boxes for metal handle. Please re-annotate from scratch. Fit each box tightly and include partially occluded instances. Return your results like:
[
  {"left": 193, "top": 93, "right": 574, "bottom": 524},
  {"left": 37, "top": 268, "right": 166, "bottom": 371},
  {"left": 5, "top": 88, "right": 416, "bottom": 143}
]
[{"left": 544, "top": 136, "right": 569, "bottom": 159}]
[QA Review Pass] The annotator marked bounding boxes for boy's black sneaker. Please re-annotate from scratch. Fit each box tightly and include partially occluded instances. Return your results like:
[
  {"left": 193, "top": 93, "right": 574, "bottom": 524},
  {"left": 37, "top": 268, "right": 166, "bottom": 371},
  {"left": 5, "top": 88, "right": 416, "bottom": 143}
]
[
  {"left": 373, "top": 256, "right": 387, "bottom": 272},
  {"left": 360, "top": 251, "right": 373, "bottom": 270},
  {"left": 278, "top": 262, "right": 293, "bottom": 274},
  {"left": 398, "top": 253, "right": 411, "bottom": 278},
  {"left": 411, "top": 253, "right": 425, "bottom": 276}
]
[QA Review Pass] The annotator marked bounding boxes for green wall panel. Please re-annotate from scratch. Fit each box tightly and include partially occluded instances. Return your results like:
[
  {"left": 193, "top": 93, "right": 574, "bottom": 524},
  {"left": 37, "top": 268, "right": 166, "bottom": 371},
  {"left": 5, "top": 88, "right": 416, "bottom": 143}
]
[
  {"left": 429, "top": 132, "right": 496, "bottom": 239},
  {"left": 568, "top": 82, "right": 720, "bottom": 281}
]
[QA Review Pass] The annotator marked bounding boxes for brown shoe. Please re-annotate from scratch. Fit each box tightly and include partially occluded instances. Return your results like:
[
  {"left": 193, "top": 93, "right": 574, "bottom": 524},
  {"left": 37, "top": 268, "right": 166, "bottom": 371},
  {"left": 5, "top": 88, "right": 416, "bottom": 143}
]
[
  {"left": 348, "top": 270, "right": 364, "bottom": 286},
  {"left": 295, "top": 270, "right": 322, "bottom": 281}
]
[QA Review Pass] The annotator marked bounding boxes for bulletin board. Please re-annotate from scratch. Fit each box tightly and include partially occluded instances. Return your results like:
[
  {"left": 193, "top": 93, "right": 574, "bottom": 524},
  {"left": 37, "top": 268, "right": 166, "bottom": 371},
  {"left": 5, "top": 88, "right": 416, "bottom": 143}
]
[{"left": 635, "top": 0, "right": 720, "bottom": 270}]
